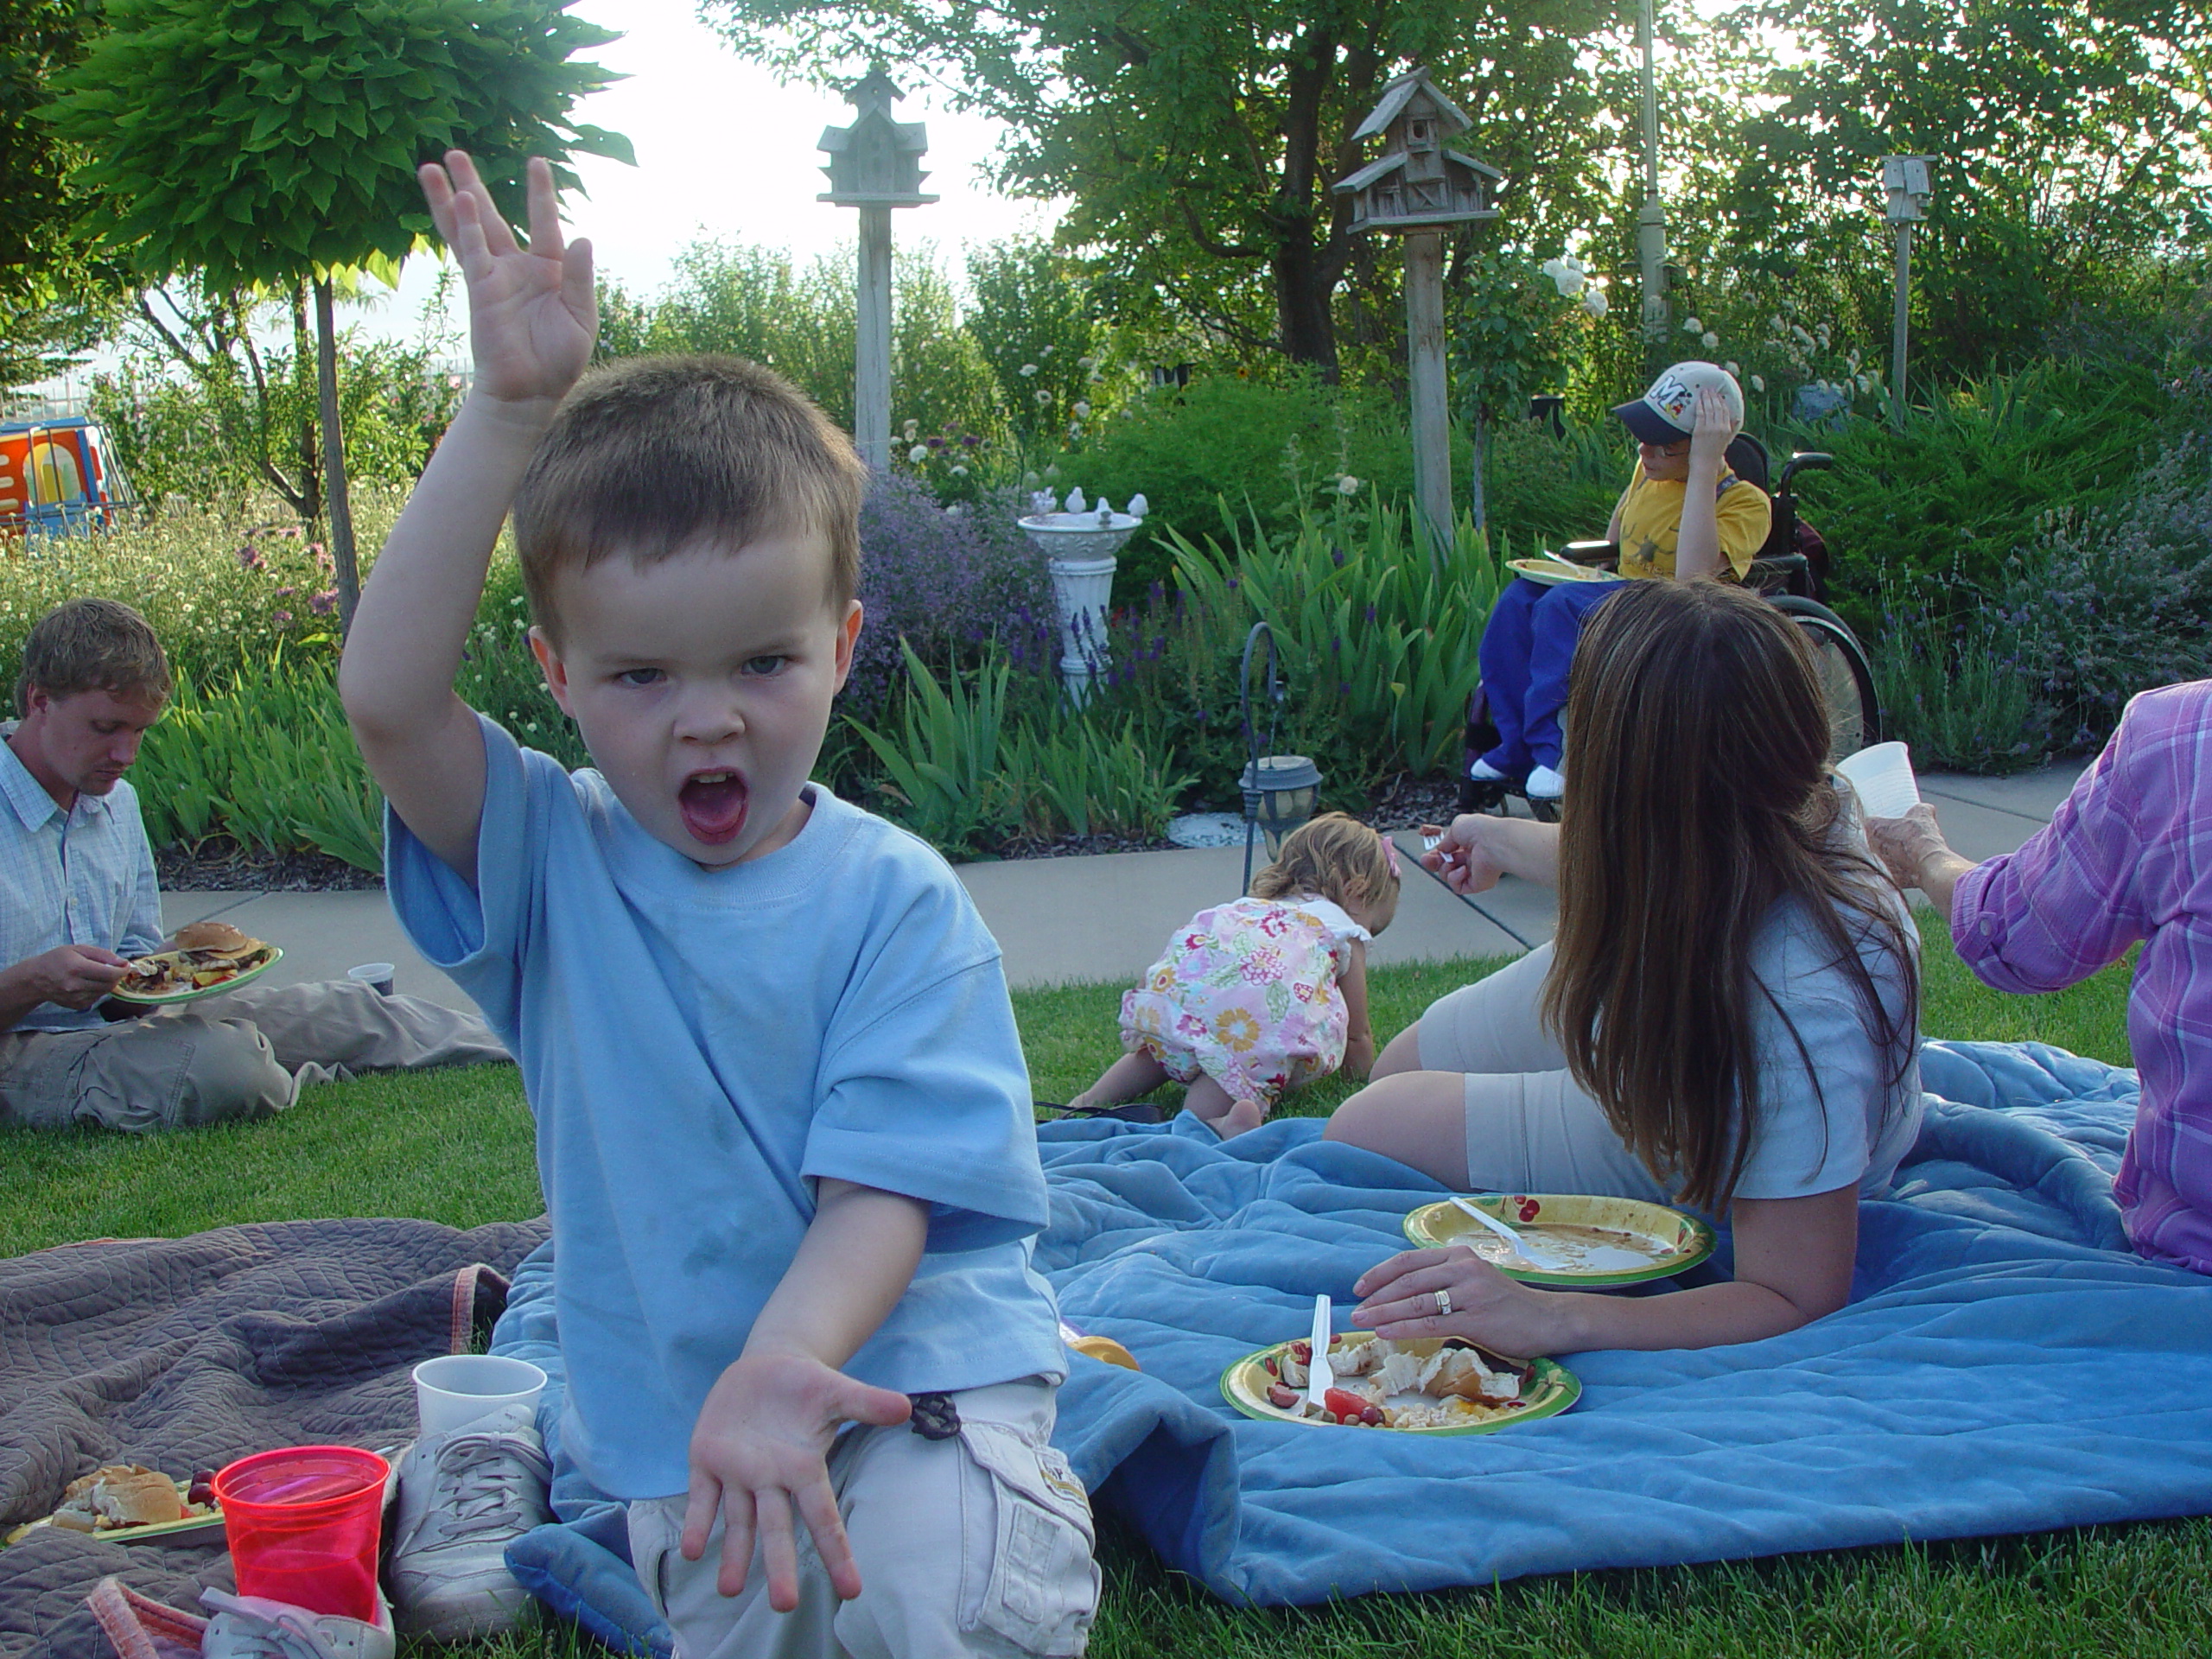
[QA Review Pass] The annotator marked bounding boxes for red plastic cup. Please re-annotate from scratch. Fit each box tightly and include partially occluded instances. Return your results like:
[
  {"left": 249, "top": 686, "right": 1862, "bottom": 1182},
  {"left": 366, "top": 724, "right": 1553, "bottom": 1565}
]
[{"left": 213, "top": 1446, "right": 389, "bottom": 1622}]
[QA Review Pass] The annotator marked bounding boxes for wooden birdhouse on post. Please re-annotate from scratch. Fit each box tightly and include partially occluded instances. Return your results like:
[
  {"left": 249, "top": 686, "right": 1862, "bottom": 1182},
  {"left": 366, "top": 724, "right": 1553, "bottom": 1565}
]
[
  {"left": 819, "top": 71, "right": 938, "bottom": 474},
  {"left": 1334, "top": 69, "right": 1501, "bottom": 558}
]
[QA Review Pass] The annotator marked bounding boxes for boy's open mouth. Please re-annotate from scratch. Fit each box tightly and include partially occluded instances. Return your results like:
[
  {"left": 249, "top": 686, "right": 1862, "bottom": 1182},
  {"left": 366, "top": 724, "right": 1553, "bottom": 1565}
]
[{"left": 678, "top": 769, "right": 748, "bottom": 845}]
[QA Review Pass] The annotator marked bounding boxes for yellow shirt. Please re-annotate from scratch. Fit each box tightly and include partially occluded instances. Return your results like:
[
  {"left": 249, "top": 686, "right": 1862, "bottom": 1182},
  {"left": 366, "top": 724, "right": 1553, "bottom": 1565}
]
[{"left": 1614, "top": 461, "right": 1772, "bottom": 581}]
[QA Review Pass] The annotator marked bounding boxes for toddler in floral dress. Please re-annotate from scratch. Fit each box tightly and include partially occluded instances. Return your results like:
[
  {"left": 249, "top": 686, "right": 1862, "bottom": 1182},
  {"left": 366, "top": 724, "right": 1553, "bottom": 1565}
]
[{"left": 1069, "top": 813, "right": 1401, "bottom": 1137}]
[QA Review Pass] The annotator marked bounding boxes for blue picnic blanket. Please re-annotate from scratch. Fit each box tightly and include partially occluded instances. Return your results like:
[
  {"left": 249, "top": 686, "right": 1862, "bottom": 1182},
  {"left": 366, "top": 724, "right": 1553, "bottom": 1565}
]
[{"left": 493, "top": 1039, "right": 2212, "bottom": 1635}]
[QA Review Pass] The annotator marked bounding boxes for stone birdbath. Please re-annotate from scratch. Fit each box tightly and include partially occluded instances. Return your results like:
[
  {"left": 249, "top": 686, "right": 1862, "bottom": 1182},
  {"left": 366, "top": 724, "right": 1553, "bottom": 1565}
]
[{"left": 1018, "top": 488, "right": 1147, "bottom": 705}]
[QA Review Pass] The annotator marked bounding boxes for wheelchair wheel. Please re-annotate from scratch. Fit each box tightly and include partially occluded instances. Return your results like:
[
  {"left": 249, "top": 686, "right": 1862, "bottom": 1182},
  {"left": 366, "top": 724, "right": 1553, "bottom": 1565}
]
[{"left": 1772, "top": 596, "right": 1880, "bottom": 761}]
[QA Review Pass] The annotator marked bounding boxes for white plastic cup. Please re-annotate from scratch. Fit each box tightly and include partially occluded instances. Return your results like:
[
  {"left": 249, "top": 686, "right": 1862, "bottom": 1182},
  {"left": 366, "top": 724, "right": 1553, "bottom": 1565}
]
[
  {"left": 1835, "top": 741, "right": 1921, "bottom": 819},
  {"left": 346, "top": 963, "right": 396, "bottom": 996},
  {"left": 412, "top": 1354, "right": 546, "bottom": 1436}
]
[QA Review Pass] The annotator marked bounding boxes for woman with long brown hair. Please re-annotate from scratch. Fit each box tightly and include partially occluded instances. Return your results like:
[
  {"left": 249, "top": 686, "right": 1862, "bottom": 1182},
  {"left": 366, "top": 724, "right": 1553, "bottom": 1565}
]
[{"left": 1325, "top": 579, "right": 1921, "bottom": 1351}]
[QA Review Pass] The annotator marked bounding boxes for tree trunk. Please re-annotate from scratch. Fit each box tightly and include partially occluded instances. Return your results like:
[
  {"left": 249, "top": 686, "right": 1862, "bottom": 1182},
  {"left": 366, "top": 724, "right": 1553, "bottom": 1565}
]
[
  {"left": 314, "top": 277, "right": 359, "bottom": 637},
  {"left": 291, "top": 284, "right": 320, "bottom": 526},
  {"left": 1271, "top": 235, "right": 1340, "bottom": 380}
]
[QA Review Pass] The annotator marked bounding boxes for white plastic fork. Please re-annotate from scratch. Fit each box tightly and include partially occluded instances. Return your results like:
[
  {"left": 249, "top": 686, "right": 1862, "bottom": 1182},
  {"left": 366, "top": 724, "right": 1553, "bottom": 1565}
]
[
  {"left": 1303, "top": 1294, "right": 1333, "bottom": 1414},
  {"left": 1448, "top": 1194, "right": 1574, "bottom": 1269}
]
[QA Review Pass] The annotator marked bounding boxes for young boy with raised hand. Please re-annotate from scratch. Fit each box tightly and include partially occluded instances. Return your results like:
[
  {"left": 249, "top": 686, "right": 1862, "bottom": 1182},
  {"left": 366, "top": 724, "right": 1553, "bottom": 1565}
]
[{"left": 340, "top": 152, "right": 1096, "bottom": 1658}]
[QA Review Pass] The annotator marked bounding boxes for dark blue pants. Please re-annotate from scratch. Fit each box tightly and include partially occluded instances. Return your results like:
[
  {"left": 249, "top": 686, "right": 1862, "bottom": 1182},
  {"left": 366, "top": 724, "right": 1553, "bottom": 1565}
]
[{"left": 1476, "top": 576, "right": 1624, "bottom": 774}]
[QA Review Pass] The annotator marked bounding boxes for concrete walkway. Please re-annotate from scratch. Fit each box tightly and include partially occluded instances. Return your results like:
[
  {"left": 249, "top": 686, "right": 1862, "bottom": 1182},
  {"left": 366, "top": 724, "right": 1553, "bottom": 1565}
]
[{"left": 159, "top": 760, "right": 2088, "bottom": 1011}]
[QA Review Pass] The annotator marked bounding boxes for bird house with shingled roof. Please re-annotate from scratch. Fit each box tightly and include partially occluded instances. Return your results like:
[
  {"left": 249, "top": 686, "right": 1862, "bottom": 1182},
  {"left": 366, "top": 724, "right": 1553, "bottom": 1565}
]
[
  {"left": 818, "top": 71, "right": 938, "bottom": 207},
  {"left": 1333, "top": 68, "right": 1501, "bottom": 233}
]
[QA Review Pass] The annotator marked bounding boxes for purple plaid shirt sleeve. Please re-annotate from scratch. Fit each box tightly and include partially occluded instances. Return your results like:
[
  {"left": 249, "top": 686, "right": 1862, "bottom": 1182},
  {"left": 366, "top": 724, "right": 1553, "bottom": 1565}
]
[{"left": 1953, "top": 680, "right": 2212, "bottom": 1272}]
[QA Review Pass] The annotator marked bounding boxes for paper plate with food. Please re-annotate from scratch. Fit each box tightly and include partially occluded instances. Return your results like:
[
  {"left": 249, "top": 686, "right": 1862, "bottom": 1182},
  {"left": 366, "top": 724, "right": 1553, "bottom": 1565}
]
[
  {"left": 1220, "top": 1331, "right": 1578, "bottom": 1434},
  {"left": 1402, "top": 1192, "right": 1716, "bottom": 1287},
  {"left": 3, "top": 1465, "right": 223, "bottom": 1547},
  {"left": 109, "top": 921, "right": 282, "bottom": 1005},
  {"left": 1504, "top": 554, "right": 1624, "bottom": 587}
]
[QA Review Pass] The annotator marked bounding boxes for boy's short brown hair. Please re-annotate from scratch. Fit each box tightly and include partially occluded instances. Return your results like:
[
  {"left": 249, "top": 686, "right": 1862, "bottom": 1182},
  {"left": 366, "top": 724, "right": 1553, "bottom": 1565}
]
[
  {"left": 512, "top": 355, "right": 867, "bottom": 641},
  {"left": 16, "top": 597, "right": 173, "bottom": 716}
]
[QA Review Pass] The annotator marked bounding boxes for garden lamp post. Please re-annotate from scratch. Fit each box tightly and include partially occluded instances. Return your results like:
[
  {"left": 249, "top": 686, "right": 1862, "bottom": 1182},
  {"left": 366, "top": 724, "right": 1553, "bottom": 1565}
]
[
  {"left": 1882, "top": 156, "right": 1934, "bottom": 429},
  {"left": 1238, "top": 620, "right": 1323, "bottom": 894},
  {"left": 1333, "top": 68, "right": 1501, "bottom": 564},
  {"left": 819, "top": 71, "right": 938, "bottom": 472}
]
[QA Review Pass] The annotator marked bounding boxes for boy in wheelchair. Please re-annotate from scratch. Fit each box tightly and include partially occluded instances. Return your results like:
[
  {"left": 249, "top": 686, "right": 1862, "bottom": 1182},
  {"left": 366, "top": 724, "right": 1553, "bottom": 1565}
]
[{"left": 1471, "top": 360, "right": 1770, "bottom": 807}]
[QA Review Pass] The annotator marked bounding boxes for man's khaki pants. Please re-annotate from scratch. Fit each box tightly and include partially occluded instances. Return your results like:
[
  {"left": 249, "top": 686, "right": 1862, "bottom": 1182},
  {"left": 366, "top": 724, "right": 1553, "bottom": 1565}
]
[{"left": 0, "top": 980, "right": 508, "bottom": 1132}]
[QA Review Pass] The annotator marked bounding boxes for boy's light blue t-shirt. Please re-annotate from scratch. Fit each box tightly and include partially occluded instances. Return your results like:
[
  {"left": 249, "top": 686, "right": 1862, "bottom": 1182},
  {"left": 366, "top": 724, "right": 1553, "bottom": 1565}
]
[{"left": 386, "top": 716, "right": 1065, "bottom": 1500}]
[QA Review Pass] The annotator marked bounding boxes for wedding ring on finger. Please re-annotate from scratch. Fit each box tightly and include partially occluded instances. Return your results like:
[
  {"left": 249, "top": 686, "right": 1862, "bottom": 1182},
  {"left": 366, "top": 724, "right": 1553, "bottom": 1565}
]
[{"left": 1434, "top": 1287, "right": 1452, "bottom": 1318}]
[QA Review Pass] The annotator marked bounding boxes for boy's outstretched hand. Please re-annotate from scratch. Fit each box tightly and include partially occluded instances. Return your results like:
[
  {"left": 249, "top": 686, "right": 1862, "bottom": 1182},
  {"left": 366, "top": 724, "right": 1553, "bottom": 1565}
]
[
  {"left": 682, "top": 1351, "right": 912, "bottom": 1611},
  {"left": 418, "top": 151, "right": 595, "bottom": 407}
]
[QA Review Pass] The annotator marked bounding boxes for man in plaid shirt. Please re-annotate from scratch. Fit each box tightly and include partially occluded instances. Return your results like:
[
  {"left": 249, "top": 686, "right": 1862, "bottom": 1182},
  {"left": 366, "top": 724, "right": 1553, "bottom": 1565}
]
[
  {"left": 1872, "top": 682, "right": 2212, "bottom": 1274},
  {"left": 0, "top": 597, "right": 504, "bottom": 1130}
]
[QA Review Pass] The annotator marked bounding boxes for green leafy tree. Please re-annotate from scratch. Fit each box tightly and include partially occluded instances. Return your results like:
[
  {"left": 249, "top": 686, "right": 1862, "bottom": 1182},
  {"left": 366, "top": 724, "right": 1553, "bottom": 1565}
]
[
  {"left": 702, "top": 0, "right": 1628, "bottom": 379},
  {"left": 609, "top": 236, "right": 1004, "bottom": 445},
  {"left": 0, "top": 0, "right": 131, "bottom": 391},
  {"left": 42, "top": 0, "right": 629, "bottom": 629},
  {"left": 1449, "top": 249, "right": 1594, "bottom": 524},
  {"left": 1715, "top": 0, "right": 2212, "bottom": 378}
]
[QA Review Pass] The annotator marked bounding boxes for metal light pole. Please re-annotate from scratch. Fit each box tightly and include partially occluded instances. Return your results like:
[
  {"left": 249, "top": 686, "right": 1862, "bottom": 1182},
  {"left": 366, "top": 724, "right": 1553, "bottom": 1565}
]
[
  {"left": 1882, "top": 156, "right": 1933, "bottom": 429},
  {"left": 1636, "top": 0, "right": 1668, "bottom": 345}
]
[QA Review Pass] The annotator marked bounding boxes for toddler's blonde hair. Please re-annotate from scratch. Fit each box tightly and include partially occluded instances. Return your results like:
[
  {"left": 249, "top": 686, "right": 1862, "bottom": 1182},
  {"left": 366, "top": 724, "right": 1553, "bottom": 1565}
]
[{"left": 1249, "top": 811, "right": 1401, "bottom": 932}]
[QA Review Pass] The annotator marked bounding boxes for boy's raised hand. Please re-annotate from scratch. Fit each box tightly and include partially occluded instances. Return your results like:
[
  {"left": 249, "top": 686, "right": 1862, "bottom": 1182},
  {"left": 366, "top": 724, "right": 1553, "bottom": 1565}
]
[
  {"left": 682, "top": 1351, "right": 912, "bottom": 1610},
  {"left": 1687, "top": 382, "right": 1737, "bottom": 473},
  {"left": 418, "top": 151, "right": 595, "bottom": 406}
]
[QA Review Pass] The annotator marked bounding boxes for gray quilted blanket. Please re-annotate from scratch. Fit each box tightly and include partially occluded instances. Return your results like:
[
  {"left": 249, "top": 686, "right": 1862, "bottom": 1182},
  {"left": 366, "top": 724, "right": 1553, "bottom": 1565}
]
[{"left": 0, "top": 1218, "right": 547, "bottom": 1659}]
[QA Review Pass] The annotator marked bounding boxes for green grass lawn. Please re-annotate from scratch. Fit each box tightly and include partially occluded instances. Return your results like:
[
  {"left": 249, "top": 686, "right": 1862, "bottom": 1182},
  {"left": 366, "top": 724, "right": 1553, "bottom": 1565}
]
[{"left": 5, "top": 913, "right": 2202, "bottom": 1656}]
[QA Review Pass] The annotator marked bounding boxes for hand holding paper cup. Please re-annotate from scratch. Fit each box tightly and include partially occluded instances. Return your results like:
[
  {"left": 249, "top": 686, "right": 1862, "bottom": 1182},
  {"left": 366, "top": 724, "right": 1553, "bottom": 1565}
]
[{"left": 1834, "top": 741, "right": 1921, "bottom": 820}]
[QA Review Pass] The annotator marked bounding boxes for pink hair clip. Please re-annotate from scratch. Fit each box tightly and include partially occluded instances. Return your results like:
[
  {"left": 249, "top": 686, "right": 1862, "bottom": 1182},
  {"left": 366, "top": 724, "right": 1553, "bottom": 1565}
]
[{"left": 1378, "top": 830, "right": 1401, "bottom": 879}]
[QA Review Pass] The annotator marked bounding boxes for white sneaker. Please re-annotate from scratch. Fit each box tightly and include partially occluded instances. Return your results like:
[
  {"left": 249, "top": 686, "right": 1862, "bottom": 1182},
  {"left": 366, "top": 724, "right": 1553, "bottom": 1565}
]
[
  {"left": 384, "top": 1402, "right": 552, "bottom": 1640},
  {"left": 1467, "top": 757, "right": 1510, "bottom": 783},
  {"left": 1525, "top": 765, "right": 1566, "bottom": 800},
  {"left": 199, "top": 1589, "right": 394, "bottom": 1659}
]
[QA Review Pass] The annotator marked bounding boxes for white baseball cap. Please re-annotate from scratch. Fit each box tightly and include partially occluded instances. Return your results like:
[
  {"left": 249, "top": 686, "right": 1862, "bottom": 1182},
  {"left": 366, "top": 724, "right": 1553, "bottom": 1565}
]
[{"left": 1611, "top": 361, "right": 1745, "bottom": 445}]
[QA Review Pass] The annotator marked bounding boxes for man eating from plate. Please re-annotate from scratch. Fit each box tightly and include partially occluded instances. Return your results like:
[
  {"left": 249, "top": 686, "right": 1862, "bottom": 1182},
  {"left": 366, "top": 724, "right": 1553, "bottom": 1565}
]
[{"left": 0, "top": 598, "right": 506, "bottom": 1130}]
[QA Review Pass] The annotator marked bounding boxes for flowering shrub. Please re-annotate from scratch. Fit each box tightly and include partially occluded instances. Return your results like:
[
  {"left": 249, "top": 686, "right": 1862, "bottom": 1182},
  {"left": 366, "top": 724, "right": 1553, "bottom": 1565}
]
[
  {"left": 0, "top": 490, "right": 408, "bottom": 697},
  {"left": 846, "top": 474, "right": 1055, "bottom": 721},
  {"left": 1878, "top": 437, "right": 2212, "bottom": 768},
  {"left": 889, "top": 417, "right": 1001, "bottom": 507}
]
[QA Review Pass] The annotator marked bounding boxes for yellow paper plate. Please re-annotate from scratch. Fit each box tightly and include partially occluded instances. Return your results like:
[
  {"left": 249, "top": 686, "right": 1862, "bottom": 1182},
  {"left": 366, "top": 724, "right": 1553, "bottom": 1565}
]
[
  {"left": 4, "top": 1505, "right": 224, "bottom": 1548},
  {"left": 108, "top": 947, "right": 283, "bottom": 1006},
  {"left": 1219, "top": 1332, "right": 1579, "bottom": 1435},
  {"left": 1402, "top": 1192, "right": 1716, "bottom": 1287},
  {"left": 1506, "top": 556, "right": 1624, "bottom": 587}
]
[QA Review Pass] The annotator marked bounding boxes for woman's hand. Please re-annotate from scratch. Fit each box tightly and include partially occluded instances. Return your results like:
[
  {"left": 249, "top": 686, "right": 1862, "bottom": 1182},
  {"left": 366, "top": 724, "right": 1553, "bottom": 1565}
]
[
  {"left": 1419, "top": 813, "right": 1560, "bottom": 892},
  {"left": 1867, "top": 802, "right": 1977, "bottom": 922},
  {"left": 1866, "top": 802, "right": 1949, "bottom": 889},
  {"left": 1350, "top": 1244, "right": 1570, "bottom": 1357},
  {"left": 1419, "top": 817, "right": 1505, "bottom": 894},
  {"left": 418, "top": 151, "right": 595, "bottom": 409}
]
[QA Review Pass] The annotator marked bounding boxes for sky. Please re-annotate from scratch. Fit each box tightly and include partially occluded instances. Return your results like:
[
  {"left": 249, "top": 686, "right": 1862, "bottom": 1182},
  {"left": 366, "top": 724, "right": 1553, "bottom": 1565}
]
[{"left": 359, "top": 0, "right": 1062, "bottom": 354}]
